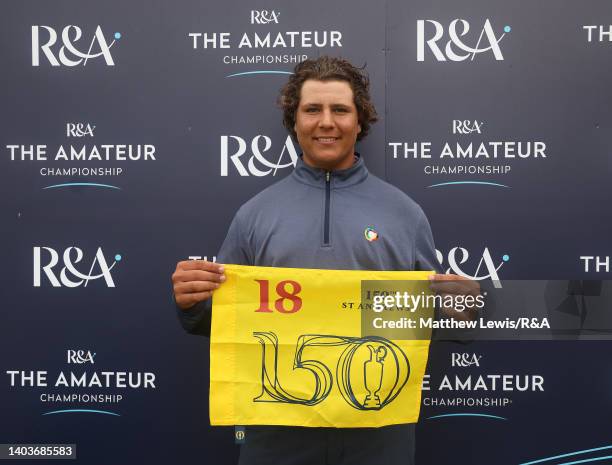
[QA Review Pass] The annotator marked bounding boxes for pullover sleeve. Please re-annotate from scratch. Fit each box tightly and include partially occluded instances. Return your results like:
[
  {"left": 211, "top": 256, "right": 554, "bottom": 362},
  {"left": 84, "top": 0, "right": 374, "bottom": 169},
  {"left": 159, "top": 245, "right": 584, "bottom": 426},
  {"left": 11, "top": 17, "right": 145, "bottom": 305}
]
[{"left": 176, "top": 208, "right": 252, "bottom": 337}]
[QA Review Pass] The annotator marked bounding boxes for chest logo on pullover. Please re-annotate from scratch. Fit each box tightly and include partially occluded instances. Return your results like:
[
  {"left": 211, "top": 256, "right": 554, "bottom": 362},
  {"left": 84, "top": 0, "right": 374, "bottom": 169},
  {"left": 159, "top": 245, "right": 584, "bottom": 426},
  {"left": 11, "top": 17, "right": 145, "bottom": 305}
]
[{"left": 364, "top": 226, "right": 379, "bottom": 242}]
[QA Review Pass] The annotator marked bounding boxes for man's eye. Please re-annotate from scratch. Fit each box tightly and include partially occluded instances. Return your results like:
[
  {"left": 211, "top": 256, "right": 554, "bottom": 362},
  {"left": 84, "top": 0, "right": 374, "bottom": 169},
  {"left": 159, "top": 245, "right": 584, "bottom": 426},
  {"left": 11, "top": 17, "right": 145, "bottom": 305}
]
[
  {"left": 305, "top": 108, "right": 319, "bottom": 113},
  {"left": 334, "top": 108, "right": 348, "bottom": 113}
]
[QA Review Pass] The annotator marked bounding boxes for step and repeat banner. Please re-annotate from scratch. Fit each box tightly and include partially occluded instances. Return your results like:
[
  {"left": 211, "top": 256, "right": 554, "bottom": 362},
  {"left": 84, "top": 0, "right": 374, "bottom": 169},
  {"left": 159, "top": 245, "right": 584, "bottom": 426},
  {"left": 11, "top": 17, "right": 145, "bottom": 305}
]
[{"left": 1, "top": 0, "right": 611, "bottom": 464}]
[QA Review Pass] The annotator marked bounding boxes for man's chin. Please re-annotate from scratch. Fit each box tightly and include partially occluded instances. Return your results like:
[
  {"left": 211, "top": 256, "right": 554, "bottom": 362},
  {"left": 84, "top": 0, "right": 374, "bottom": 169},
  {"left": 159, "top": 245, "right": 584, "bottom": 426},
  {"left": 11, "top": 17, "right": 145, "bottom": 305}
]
[{"left": 303, "top": 152, "right": 353, "bottom": 171}]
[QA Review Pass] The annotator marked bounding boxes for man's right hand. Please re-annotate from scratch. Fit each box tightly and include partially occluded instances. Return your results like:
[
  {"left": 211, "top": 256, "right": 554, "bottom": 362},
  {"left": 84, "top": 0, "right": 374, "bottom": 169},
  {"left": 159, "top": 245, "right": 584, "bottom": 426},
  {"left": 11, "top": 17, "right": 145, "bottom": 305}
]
[{"left": 172, "top": 260, "right": 226, "bottom": 310}]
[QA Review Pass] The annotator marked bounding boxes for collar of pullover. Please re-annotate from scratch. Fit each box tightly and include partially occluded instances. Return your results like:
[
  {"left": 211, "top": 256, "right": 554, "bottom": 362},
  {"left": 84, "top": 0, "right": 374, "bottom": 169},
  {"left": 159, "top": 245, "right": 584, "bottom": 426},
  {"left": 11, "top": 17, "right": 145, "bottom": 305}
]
[{"left": 291, "top": 153, "right": 369, "bottom": 189}]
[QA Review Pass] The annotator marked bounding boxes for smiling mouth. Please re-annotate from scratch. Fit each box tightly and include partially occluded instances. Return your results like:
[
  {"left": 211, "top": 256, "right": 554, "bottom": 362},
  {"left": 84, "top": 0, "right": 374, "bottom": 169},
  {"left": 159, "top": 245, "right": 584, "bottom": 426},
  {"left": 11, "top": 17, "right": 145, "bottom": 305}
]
[{"left": 314, "top": 137, "right": 339, "bottom": 143}]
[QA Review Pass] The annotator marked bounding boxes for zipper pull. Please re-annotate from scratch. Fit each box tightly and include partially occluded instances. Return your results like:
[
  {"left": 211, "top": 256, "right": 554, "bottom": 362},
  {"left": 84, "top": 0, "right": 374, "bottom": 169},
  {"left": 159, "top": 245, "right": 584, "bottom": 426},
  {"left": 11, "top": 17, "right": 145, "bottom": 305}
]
[{"left": 326, "top": 171, "right": 330, "bottom": 183}]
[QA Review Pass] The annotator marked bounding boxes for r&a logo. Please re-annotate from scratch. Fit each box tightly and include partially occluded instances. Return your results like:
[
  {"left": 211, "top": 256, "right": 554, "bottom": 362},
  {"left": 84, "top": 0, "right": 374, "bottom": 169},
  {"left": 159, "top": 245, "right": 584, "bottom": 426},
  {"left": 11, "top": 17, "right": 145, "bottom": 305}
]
[
  {"left": 66, "top": 123, "right": 95, "bottom": 138},
  {"left": 33, "top": 246, "right": 122, "bottom": 288},
  {"left": 250, "top": 10, "right": 280, "bottom": 24},
  {"left": 67, "top": 350, "right": 96, "bottom": 364},
  {"left": 452, "top": 120, "right": 483, "bottom": 135},
  {"left": 417, "top": 19, "right": 510, "bottom": 62},
  {"left": 436, "top": 247, "right": 509, "bottom": 288},
  {"left": 451, "top": 352, "right": 482, "bottom": 367},
  {"left": 221, "top": 135, "right": 298, "bottom": 177},
  {"left": 32, "top": 25, "right": 121, "bottom": 67}
]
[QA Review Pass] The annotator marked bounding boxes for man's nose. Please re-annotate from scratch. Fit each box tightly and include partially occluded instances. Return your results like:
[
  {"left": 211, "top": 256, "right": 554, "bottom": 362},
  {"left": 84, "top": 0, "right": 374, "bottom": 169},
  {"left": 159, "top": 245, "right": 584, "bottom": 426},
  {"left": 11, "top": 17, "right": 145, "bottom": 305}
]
[{"left": 318, "top": 109, "right": 335, "bottom": 128}]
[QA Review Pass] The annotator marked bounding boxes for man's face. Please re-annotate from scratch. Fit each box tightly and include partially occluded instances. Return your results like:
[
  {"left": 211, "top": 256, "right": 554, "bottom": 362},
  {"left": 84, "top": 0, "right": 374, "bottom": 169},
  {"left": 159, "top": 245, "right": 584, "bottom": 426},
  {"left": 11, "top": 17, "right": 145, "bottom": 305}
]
[{"left": 294, "top": 79, "right": 361, "bottom": 171}]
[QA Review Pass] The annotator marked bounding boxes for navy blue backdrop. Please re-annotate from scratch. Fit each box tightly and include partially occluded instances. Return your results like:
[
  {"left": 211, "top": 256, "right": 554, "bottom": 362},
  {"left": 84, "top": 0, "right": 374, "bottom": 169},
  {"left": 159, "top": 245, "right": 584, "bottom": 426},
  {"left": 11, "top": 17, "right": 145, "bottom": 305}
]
[{"left": 1, "top": 1, "right": 611, "bottom": 464}]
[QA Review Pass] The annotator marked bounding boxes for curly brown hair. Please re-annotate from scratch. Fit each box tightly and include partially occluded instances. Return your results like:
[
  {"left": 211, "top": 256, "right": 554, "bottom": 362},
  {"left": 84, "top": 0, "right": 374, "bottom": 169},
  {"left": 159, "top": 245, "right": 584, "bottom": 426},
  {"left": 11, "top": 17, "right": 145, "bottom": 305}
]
[{"left": 278, "top": 56, "right": 378, "bottom": 141}]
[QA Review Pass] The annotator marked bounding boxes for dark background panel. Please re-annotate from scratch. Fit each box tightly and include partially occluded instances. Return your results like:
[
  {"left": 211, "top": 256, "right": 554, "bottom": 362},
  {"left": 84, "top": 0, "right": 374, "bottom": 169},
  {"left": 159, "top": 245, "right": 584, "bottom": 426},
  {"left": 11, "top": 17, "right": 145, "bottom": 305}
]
[
  {"left": 385, "top": 0, "right": 612, "bottom": 280},
  {"left": 1, "top": 0, "right": 611, "bottom": 464}
]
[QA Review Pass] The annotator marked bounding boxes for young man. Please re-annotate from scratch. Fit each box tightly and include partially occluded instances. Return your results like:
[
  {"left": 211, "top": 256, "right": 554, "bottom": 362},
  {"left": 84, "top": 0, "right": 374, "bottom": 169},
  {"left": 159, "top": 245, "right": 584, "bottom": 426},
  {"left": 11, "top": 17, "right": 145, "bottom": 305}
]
[{"left": 172, "top": 56, "right": 478, "bottom": 465}]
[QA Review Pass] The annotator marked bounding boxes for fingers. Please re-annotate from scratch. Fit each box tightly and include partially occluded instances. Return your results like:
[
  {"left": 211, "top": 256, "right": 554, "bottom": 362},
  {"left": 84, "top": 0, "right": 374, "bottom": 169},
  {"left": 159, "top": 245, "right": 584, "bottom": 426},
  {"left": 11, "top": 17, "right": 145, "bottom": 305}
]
[
  {"left": 175, "top": 291, "right": 213, "bottom": 310},
  {"left": 172, "top": 260, "right": 227, "bottom": 310},
  {"left": 429, "top": 273, "right": 470, "bottom": 282},
  {"left": 430, "top": 281, "right": 476, "bottom": 295},
  {"left": 438, "top": 297, "right": 474, "bottom": 321},
  {"left": 172, "top": 269, "right": 226, "bottom": 284},
  {"left": 429, "top": 273, "right": 480, "bottom": 296},
  {"left": 174, "top": 280, "right": 220, "bottom": 294},
  {"left": 176, "top": 260, "right": 225, "bottom": 273},
  {"left": 435, "top": 283, "right": 482, "bottom": 320}
]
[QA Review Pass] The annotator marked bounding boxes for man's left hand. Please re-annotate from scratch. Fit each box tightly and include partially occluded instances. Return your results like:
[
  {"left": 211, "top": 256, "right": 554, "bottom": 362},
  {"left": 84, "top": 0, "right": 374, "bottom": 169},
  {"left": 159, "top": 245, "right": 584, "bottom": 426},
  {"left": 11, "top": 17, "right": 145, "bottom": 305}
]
[{"left": 428, "top": 274, "right": 482, "bottom": 321}]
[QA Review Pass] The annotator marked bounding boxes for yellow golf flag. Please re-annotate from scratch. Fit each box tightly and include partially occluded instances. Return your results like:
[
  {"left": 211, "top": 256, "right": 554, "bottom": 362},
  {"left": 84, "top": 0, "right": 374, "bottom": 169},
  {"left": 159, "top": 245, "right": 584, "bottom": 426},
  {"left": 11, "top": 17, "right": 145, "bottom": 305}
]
[{"left": 210, "top": 265, "right": 433, "bottom": 428}]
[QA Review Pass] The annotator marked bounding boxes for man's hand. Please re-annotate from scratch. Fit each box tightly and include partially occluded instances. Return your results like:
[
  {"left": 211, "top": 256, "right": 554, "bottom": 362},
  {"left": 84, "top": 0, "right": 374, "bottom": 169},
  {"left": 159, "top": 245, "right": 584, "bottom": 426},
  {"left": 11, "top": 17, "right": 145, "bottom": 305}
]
[
  {"left": 429, "top": 274, "right": 482, "bottom": 321},
  {"left": 172, "top": 260, "right": 226, "bottom": 310}
]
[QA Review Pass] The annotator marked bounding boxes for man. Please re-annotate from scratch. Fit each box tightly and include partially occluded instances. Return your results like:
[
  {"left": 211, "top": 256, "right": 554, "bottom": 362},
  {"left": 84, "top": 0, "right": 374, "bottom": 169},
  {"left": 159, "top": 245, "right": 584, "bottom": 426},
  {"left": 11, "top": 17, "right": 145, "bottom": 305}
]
[{"left": 172, "top": 56, "right": 478, "bottom": 465}]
